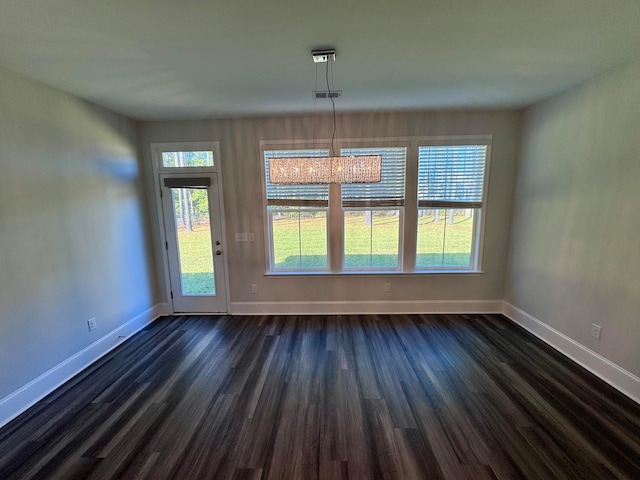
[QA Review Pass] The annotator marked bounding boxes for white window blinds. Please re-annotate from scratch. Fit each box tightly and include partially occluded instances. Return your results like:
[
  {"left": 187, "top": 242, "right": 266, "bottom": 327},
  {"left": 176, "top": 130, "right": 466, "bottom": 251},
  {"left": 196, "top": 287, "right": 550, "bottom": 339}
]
[
  {"left": 264, "top": 149, "right": 329, "bottom": 206},
  {"left": 341, "top": 147, "right": 407, "bottom": 207},
  {"left": 417, "top": 145, "right": 487, "bottom": 208}
]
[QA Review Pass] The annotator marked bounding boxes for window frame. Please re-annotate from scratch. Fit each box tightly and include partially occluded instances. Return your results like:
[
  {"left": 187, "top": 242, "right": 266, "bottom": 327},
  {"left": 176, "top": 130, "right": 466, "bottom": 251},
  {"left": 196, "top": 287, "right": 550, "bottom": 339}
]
[
  {"left": 153, "top": 141, "right": 220, "bottom": 173},
  {"left": 415, "top": 137, "right": 491, "bottom": 272},
  {"left": 339, "top": 143, "right": 408, "bottom": 272},
  {"left": 261, "top": 141, "right": 333, "bottom": 273},
  {"left": 260, "top": 136, "right": 491, "bottom": 275}
]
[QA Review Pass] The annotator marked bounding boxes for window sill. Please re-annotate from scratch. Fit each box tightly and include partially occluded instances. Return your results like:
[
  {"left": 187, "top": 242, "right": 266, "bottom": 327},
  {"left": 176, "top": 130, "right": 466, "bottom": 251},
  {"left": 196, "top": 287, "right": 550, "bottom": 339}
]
[{"left": 265, "top": 270, "right": 484, "bottom": 278}]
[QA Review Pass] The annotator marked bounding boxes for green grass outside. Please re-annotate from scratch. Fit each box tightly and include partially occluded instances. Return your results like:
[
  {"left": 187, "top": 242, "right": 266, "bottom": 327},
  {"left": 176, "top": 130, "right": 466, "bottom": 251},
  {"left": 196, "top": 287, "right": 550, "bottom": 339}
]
[
  {"left": 176, "top": 224, "right": 216, "bottom": 295},
  {"left": 175, "top": 212, "right": 475, "bottom": 293},
  {"left": 416, "top": 212, "right": 473, "bottom": 267},
  {"left": 271, "top": 213, "right": 328, "bottom": 269},
  {"left": 272, "top": 210, "right": 474, "bottom": 269}
]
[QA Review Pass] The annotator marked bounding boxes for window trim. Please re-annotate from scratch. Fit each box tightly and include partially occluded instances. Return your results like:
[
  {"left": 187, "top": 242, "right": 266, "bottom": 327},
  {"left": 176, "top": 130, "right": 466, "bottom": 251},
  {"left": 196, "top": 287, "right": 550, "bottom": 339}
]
[
  {"left": 339, "top": 144, "right": 408, "bottom": 272},
  {"left": 153, "top": 141, "right": 221, "bottom": 173},
  {"left": 260, "top": 135, "right": 491, "bottom": 275},
  {"left": 415, "top": 138, "right": 492, "bottom": 272},
  {"left": 260, "top": 142, "right": 333, "bottom": 273}
]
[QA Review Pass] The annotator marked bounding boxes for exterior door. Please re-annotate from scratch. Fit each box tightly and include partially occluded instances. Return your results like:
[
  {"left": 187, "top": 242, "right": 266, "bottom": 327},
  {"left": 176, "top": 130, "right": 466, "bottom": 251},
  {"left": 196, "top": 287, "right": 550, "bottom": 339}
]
[{"left": 160, "top": 173, "right": 227, "bottom": 313}]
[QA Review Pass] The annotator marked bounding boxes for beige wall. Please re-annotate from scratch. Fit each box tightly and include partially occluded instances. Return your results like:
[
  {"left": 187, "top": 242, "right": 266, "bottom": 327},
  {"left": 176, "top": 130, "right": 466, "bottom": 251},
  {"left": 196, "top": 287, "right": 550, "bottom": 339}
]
[
  {"left": 506, "top": 59, "right": 640, "bottom": 377},
  {"left": 139, "top": 110, "right": 521, "bottom": 311},
  {"left": 0, "top": 67, "right": 155, "bottom": 399}
]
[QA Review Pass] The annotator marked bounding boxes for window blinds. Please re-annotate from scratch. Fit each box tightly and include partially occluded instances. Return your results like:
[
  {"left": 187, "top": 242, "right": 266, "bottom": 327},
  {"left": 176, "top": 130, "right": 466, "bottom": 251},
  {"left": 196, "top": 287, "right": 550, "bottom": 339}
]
[
  {"left": 417, "top": 145, "right": 487, "bottom": 208},
  {"left": 341, "top": 147, "right": 407, "bottom": 207},
  {"left": 163, "top": 177, "right": 211, "bottom": 188},
  {"left": 264, "top": 149, "right": 329, "bottom": 206}
]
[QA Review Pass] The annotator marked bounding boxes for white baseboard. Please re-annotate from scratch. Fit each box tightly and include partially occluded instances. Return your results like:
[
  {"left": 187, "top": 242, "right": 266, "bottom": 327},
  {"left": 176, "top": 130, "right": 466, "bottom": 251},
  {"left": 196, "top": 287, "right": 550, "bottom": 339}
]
[
  {"left": 229, "top": 299, "right": 503, "bottom": 315},
  {"left": 502, "top": 302, "right": 640, "bottom": 404},
  {"left": 0, "top": 303, "right": 170, "bottom": 429}
]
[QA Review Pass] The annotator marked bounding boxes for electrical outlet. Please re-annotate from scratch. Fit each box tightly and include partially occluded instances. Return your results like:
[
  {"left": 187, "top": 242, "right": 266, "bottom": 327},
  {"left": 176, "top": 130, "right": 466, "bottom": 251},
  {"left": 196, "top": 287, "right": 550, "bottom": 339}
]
[
  {"left": 384, "top": 283, "right": 391, "bottom": 292},
  {"left": 251, "top": 284, "right": 258, "bottom": 294},
  {"left": 591, "top": 323, "right": 602, "bottom": 340},
  {"left": 87, "top": 317, "right": 97, "bottom": 332}
]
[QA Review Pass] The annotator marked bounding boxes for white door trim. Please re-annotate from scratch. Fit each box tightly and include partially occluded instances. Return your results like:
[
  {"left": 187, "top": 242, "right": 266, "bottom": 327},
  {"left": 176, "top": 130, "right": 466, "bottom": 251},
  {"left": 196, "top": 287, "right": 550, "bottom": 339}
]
[{"left": 150, "top": 142, "right": 230, "bottom": 314}]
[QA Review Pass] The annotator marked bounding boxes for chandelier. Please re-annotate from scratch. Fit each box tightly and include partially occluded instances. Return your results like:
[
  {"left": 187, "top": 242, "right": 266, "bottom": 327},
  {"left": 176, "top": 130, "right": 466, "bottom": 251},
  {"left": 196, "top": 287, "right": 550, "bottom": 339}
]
[{"left": 268, "top": 49, "right": 381, "bottom": 185}]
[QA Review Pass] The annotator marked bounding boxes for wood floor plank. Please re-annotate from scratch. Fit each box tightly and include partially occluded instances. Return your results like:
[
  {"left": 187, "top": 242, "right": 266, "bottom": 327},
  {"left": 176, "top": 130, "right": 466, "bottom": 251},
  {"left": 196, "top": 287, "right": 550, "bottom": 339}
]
[{"left": 1, "top": 314, "right": 639, "bottom": 479}]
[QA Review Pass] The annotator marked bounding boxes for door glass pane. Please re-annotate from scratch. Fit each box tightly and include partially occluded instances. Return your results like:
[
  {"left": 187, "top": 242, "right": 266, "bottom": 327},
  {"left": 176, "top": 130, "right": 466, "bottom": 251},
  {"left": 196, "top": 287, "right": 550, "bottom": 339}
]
[
  {"left": 162, "top": 151, "right": 214, "bottom": 168},
  {"left": 171, "top": 188, "right": 215, "bottom": 295}
]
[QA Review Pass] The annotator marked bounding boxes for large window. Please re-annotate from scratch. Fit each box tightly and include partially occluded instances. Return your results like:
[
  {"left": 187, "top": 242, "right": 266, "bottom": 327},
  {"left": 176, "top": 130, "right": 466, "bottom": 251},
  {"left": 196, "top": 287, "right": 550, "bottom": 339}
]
[
  {"left": 416, "top": 145, "right": 487, "bottom": 270},
  {"left": 341, "top": 147, "right": 406, "bottom": 269},
  {"left": 264, "top": 149, "right": 329, "bottom": 271},
  {"left": 263, "top": 138, "right": 489, "bottom": 274}
]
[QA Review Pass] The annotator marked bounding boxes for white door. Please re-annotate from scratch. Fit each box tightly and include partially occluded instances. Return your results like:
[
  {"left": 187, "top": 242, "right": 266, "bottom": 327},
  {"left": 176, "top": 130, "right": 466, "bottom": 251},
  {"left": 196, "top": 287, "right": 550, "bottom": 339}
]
[{"left": 160, "top": 173, "right": 227, "bottom": 313}]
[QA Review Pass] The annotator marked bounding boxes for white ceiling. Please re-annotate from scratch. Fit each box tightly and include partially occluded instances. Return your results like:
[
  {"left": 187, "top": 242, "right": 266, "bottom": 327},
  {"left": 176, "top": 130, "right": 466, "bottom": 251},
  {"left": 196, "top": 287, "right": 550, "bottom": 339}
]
[{"left": 1, "top": 0, "right": 639, "bottom": 120}]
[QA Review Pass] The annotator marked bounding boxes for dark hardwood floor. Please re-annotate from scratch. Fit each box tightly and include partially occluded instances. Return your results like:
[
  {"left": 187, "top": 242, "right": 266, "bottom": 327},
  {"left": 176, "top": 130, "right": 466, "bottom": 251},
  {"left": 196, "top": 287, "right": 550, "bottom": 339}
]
[{"left": 1, "top": 314, "right": 639, "bottom": 479}]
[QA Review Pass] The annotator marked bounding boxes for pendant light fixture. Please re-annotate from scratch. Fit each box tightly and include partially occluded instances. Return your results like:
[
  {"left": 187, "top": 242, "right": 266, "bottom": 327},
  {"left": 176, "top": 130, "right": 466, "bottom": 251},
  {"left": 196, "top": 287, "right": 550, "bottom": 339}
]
[{"left": 268, "top": 49, "right": 382, "bottom": 184}]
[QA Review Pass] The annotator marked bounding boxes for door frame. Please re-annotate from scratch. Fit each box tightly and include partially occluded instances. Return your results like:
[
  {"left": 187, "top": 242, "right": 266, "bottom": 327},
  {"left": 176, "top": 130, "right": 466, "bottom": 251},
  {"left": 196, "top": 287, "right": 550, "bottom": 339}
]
[{"left": 150, "top": 141, "right": 231, "bottom": 314}]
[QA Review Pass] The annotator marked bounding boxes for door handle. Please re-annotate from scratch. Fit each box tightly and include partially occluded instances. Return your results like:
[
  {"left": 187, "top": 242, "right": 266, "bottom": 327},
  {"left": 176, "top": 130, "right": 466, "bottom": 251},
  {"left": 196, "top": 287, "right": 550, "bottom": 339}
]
[{"left": 216, "top": 250, "right": 222, "bottom": 255}]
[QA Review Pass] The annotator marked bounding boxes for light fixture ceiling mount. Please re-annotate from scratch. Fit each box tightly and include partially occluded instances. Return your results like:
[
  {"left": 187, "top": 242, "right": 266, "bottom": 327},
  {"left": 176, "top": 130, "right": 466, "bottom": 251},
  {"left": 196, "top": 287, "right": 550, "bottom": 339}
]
[
  {"left": 269, "top": 48, "right": 381, "bottom": 185},
  {"left": 311, "top": 49, "right": 336, "bottom": 63}
]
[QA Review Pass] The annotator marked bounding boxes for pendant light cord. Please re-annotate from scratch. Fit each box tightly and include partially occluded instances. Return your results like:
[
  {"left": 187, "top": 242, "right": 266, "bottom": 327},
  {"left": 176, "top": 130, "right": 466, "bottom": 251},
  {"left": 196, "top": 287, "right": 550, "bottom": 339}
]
[
  {"left": 326, "top": 61, "right": 336, "bottom": 157},
  {"left": 313, "top": 62, "right": 318, "bottom": 150}
]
